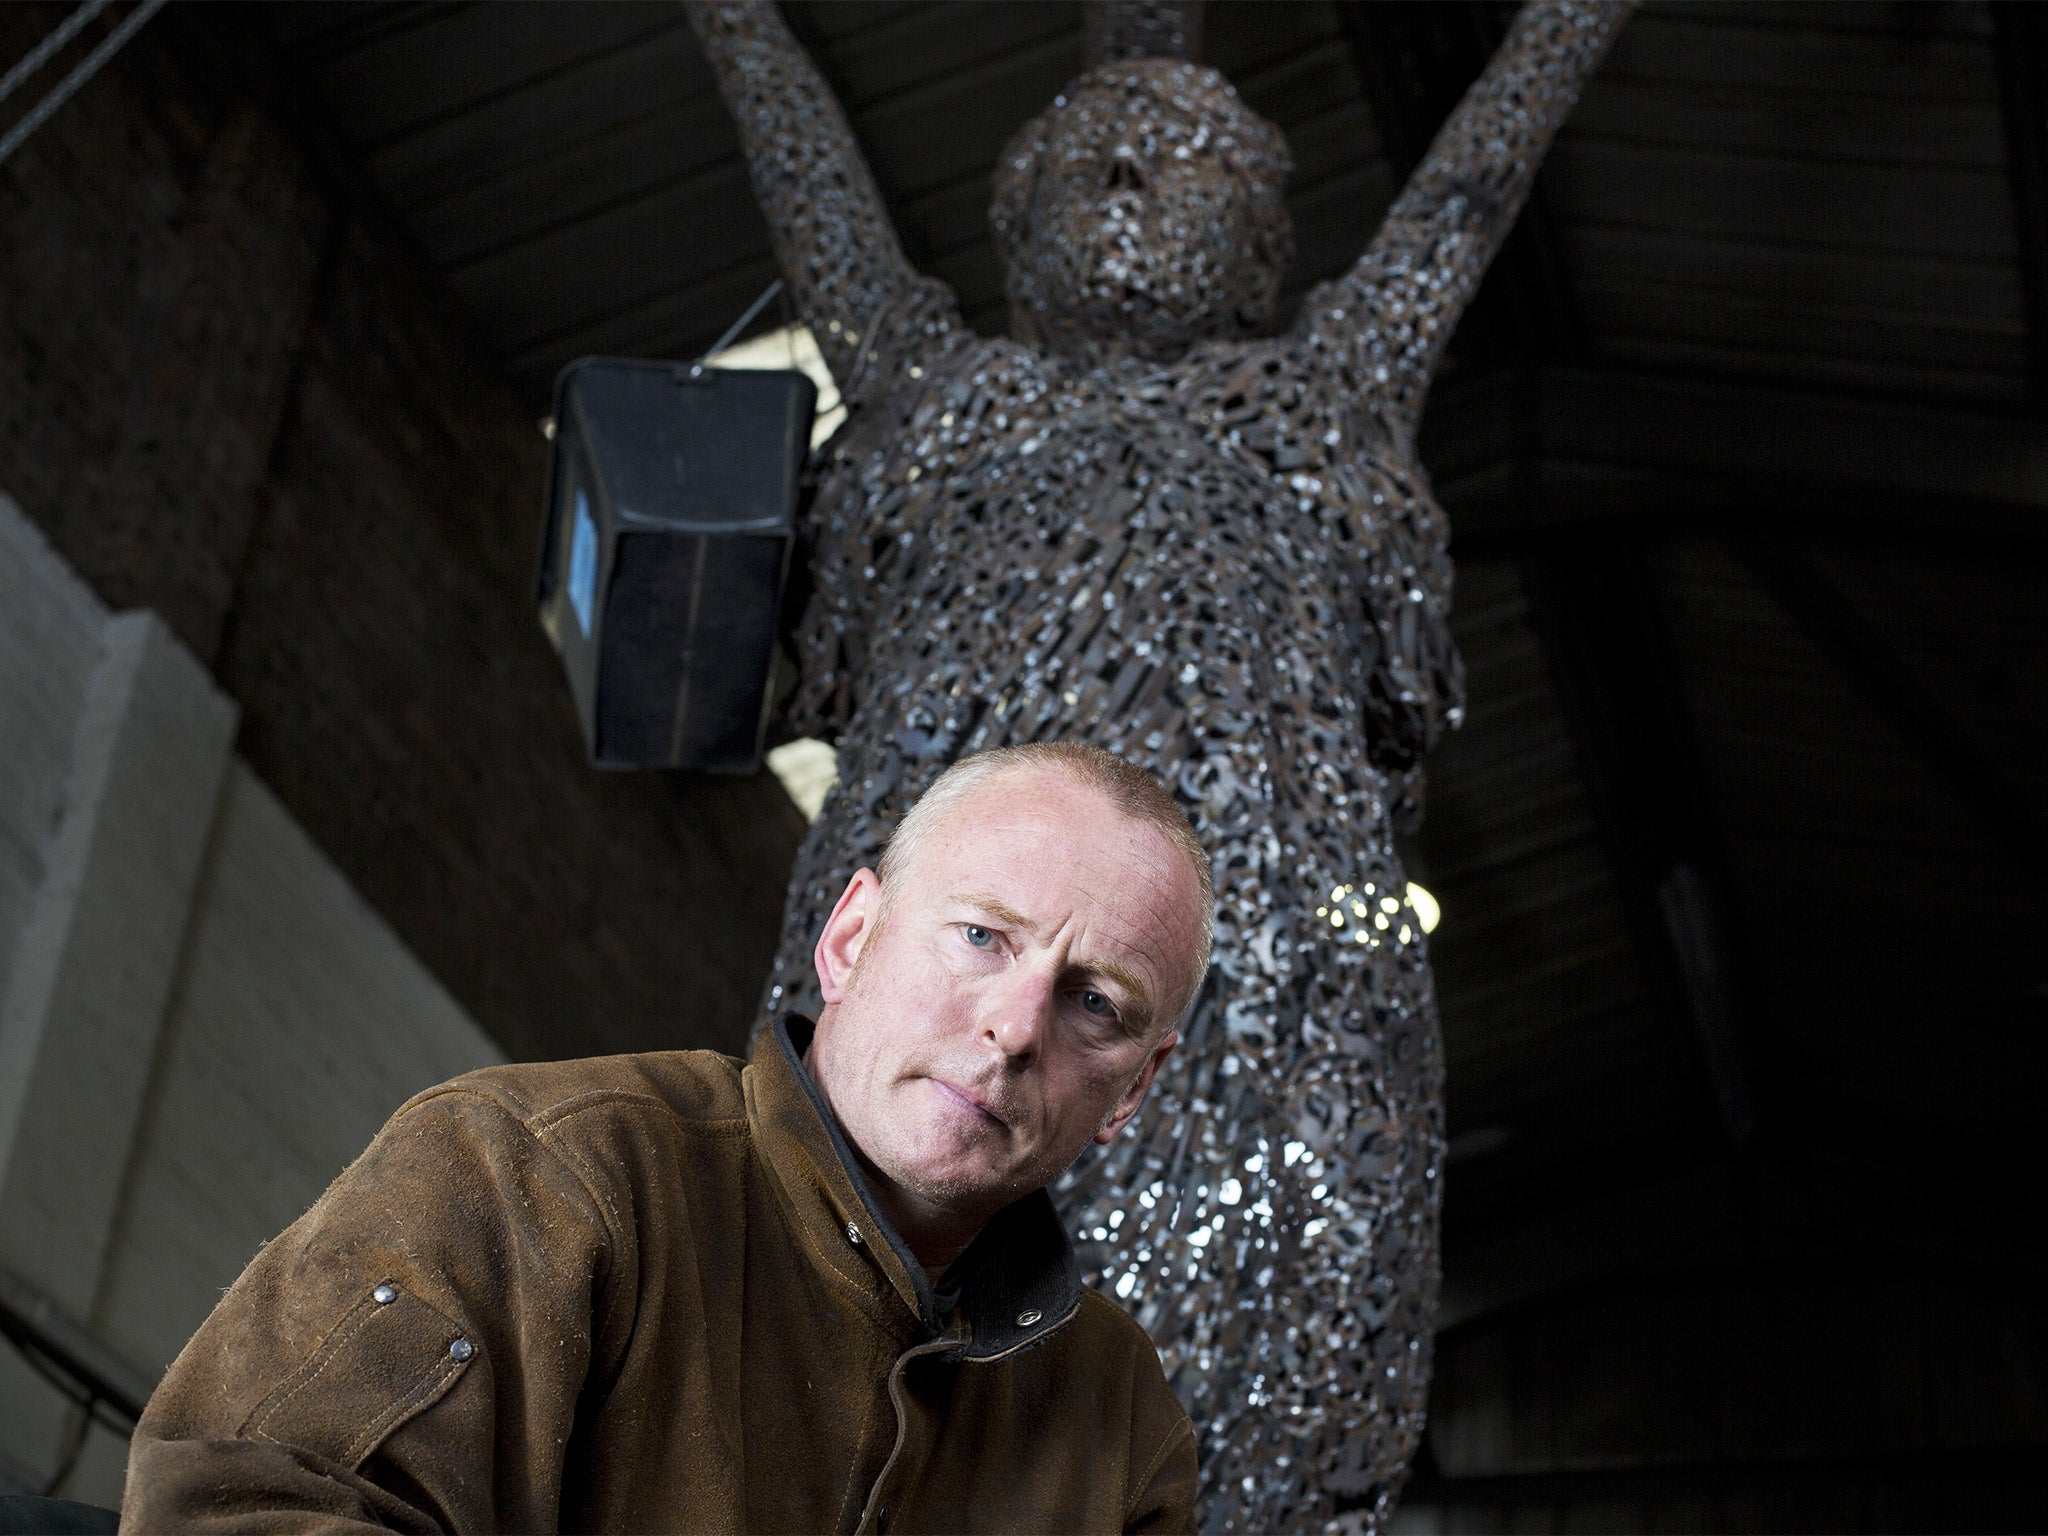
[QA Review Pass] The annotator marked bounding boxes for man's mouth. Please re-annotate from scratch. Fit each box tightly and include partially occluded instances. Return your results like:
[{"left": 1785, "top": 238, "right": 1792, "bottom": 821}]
[{"left": 928, "top": 1077, "right": 1009, "bottom": 1131}]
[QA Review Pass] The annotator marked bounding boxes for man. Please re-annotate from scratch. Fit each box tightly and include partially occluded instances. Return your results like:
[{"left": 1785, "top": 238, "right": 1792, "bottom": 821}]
[{"left": 122, "top": 743, "right": 1210, "bottom": 1533}]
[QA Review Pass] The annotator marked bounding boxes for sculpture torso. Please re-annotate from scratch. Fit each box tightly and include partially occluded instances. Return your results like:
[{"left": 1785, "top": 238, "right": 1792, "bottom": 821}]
[
  {"left": 769, "top": 289, "right": 1456, "bottom": 1528},
  {"left": 784, "top": 289, "right": 1462, "bottom": 807}
]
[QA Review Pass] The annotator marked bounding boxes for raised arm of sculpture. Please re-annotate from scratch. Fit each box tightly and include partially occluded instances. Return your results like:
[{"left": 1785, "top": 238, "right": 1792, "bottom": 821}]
[
  {"left": 1301, "top": 0, "right": 1634, "bottom": 430},
  {"left": 686, "top": 2, "right": 924, "bottom": 394},
  {"left": 1082, "top": 0, "right": 1204, "bottom": 66}
]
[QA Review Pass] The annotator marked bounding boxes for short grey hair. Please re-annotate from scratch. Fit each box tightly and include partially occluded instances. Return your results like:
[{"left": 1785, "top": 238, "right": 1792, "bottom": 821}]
[{"left": 876, "top": 743, "right": 1213, "bottom": 1026}]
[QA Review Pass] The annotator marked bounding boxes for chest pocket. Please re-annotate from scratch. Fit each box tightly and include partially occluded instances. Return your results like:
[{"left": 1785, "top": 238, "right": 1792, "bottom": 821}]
[{"left": 240, "top": 1282, "right": 477, "bottom": 1471}]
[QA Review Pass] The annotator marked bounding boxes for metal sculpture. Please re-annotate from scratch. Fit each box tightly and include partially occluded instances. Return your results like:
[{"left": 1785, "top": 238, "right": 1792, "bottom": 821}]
[{"left": 690, "top": 2, "right": 1630, "bottom": 1528}]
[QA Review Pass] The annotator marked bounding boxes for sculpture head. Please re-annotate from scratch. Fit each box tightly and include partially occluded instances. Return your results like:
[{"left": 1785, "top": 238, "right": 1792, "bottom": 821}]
[{"left": 991, "top": 59, "right": 1294, "bottom": 362}]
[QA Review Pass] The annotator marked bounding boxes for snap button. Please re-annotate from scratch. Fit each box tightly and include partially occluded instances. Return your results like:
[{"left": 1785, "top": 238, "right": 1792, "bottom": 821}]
[
  {"left": 846, "top": 1221, "right": 863, "bottom": 1245},
  {"left": 1016, "top": 1308, "right": 1043, "bottom": 1327},
  {"left": 449, "top": 1338, "right": 475, "bottom": 1362},
  {"left": 372, "top": 1284, "right": 398, "bottom": 1304}
]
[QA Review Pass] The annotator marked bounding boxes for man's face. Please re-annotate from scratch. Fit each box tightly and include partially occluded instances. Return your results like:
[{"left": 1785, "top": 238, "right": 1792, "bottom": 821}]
[{"left": 807, "top": 768, "right": 1206, "bottom": 1236}]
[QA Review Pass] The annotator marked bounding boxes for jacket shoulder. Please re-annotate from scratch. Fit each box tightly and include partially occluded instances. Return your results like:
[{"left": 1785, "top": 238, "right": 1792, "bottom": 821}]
[
  {"left": 406, "top": 1049, "right": 750, "bottom": 1134},
  {"left": 1066, "top": 1290, "right": 1189, "bottom": 1409},
  {"left": 1071, "top": 1288, "right": 1194, "bottom": 1420},
  {"left": 1074, "top": 1286, "right": 1166, "bottom": 1356}
]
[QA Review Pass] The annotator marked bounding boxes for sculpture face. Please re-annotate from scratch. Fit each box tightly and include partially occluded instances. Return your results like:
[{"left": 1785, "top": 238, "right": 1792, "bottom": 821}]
[{"left": 991, "top": 60, "right": 1294, "bottom": 361}]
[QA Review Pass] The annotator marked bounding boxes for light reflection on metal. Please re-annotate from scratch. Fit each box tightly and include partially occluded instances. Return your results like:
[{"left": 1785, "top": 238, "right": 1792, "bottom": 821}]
[
  {"left": 691, "top": 2, "right": 1630, "bottom": 1527},
  {"left": 1408, "top": 883, "right": 1441, "bottom": 936}
]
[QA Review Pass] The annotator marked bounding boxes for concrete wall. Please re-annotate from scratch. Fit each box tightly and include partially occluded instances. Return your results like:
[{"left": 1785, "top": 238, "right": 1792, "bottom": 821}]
[
  {"left": 0, "top": 495, "right": 504, "bottom": 1505},
  {"left": 0, "top": 1, "right": 803, "bottom": 1066}
]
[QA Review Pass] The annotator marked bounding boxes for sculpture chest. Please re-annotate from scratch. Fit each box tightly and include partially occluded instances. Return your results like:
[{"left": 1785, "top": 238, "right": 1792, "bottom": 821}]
[{"left": 795, "top": 340, "right": 1455, "bottom": 779}]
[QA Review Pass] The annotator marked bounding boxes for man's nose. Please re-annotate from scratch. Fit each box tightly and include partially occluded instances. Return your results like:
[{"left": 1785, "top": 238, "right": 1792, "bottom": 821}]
[{"left": 982, "top": 968, "right": 1056, "bottom": 1062}]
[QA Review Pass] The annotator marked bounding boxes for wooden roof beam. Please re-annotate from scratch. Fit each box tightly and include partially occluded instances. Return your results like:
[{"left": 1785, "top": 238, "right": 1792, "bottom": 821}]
[
  {"left": 1437, "top": 1151, "right": 2048, "bottom": 1334},
  {"left": 1992, "top": 1, "right": 2048, "bottom": 408},
  {"left": 1437, "top": 365, "right": 2048, "bottom": 558},
  {"left": 1437, "top": 361, "right": 2048, "bottom": 896},
  {"left": 1732, "top": 538, "right": 2048, "bottom": 899},
  {"left": 1346, "top": 4, "right": 1759, "bottom": 1154},
  {"left": 1517, "top": 537, "right": 1763, "bottom": 1155}
]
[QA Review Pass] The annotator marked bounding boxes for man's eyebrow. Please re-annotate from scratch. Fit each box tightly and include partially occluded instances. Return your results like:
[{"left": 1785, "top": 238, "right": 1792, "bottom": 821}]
[
  {"left": 1084, "top": 958, "right": 1155, "bottom": 1027},
  {"left": 950, "top": 891, "right": 1039, "bottom": 936},
  {"left": 949, "top": 891, "right": 1156, "bottom": 1024}
]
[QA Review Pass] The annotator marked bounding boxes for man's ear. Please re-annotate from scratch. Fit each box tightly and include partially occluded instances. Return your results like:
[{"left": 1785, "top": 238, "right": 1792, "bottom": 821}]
[
  {"left": 815, "top": 868, "right": 882, "bottom": 1004},
  {"left": 1094, "top": 1029, "right": 1179, "bottom": 1146}
]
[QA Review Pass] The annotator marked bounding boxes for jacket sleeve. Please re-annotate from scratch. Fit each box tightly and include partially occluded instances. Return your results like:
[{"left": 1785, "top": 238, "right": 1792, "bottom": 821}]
[
  {"left": 120, "top": 1085, "right": 620, "bottom": 1534},
  {"left": 1123, "top": 1414, "right": 1198, "bottom": 1535}
]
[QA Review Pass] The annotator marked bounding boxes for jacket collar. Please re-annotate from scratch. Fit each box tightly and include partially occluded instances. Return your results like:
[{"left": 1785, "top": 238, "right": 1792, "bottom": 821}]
[{"left": 750, "top": 1015, "right": 1084, "bottom": 1362}]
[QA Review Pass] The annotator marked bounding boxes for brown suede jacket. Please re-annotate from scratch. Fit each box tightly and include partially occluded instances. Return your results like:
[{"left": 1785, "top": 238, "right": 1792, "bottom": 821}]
[{"left": 121, "top": 1017, "right": 1197, "bottom": 1534}]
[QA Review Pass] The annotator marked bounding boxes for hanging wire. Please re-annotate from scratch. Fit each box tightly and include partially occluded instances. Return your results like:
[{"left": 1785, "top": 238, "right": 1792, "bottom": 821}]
[
  {"left": 0, "top": 1321, "right": 139, "bottom": 1495},
  {"left": 0, "top": 0, "right": 169, "bottom": 170},
  {"left": 688, "top": 278, "right": 785, "bottom": 375},
  {"left": 0, "top": 0, "right": 112, "bottom": 108},
  {"left": 0, "top": 1269, "right": 147, "bottom": 1495}
]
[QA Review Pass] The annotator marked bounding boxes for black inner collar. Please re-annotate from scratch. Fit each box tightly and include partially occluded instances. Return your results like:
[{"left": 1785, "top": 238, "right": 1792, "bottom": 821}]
[{"left": 772, "top": 1014, "right": 1083, "bottom": 1358}]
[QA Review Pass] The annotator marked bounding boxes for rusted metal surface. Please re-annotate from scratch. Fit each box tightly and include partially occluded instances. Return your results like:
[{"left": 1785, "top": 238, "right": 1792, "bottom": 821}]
[{"left": 691, "top": 3, "right": 1630, "bottom": 1526}]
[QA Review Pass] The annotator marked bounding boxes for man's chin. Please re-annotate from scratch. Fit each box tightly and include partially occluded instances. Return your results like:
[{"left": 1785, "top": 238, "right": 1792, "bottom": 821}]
[{"left": 887, "top": 1136, "right": 1030, "bottom": 1209}]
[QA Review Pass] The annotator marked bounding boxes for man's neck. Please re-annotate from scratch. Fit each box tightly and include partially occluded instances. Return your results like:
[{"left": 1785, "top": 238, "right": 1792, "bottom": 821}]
[
  {"left": 800, "top": 1041, "right": 982, "bottom": 1280},
  {"left": 866, "top": 1176, "right": 977, "bottom": 1280}
]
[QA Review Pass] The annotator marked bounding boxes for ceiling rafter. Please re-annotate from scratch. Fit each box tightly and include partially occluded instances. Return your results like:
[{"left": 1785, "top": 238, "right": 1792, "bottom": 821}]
[
  {"left": 1517, "top": 540, "right": 1763, "bottom": 1154},
  {"left": 1991, "top": 1, "right": 2048, "bottom": 407},
  {"left": 1437, "top": 365, "right": 2048, "bottom": 559},
  {"left": 1733, "top": 538, "right": 2048, "bottom": 900},
  {"left": 1406, "top": 1444, "right": 2048, "bottom": 1511},
  {"left": 1437, "top": 1149, "right": 2048, "bottom": 1335}
]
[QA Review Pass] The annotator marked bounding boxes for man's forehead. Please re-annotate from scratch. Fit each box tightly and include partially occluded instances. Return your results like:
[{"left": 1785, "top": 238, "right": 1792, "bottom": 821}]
[
  {"left": 911, "top": 769, "right": 1199, "bottom": 943},
  {"left": 926, "top": 766, "right": 1152, "bottom": 858}
]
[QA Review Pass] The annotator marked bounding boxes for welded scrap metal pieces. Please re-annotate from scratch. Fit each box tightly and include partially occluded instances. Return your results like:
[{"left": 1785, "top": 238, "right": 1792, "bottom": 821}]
[{"left": 690, "top": 3, "right": 1632, "bottom": 1529}]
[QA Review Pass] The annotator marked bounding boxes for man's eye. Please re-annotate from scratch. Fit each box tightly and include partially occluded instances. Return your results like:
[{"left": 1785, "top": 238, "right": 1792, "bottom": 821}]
[
  {"left": 1078, "top": 989, "right": 1115, "bottom": 1018},
  {"left": 963, "top": 924, "right": 994, "bottom": 949}
]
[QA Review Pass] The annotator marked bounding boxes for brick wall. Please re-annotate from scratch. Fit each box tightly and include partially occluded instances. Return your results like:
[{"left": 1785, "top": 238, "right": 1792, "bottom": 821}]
[{"left": 0, "top": 2, "right": 803, "bottom": 1061}]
